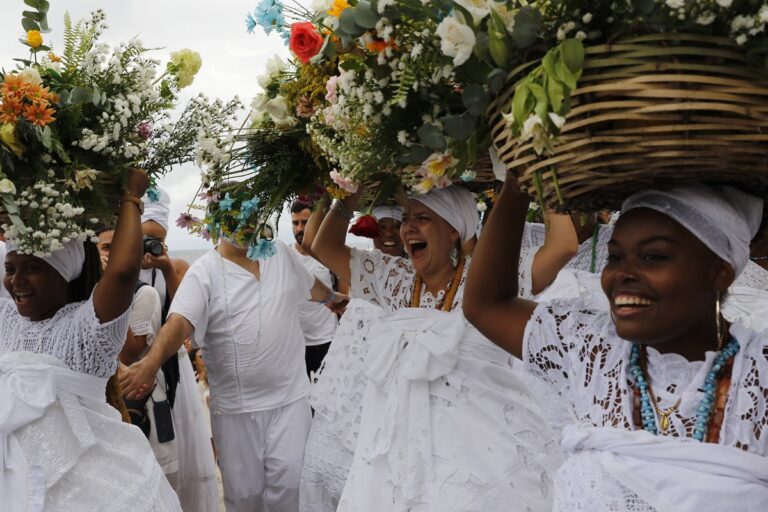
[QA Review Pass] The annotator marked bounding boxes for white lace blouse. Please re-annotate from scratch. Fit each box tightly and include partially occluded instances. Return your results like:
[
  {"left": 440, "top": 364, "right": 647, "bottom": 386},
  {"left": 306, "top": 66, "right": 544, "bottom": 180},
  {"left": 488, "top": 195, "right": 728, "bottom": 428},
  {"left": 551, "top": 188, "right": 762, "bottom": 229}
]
[
  {"left": 522, "top": 299, "right": 768, "bottom": 455},
  {"left": 349, "top": 248, "right": 469, "bottom": 312},
  {"left": 0, "top": 294, "right": 130, "bottom": 378}
]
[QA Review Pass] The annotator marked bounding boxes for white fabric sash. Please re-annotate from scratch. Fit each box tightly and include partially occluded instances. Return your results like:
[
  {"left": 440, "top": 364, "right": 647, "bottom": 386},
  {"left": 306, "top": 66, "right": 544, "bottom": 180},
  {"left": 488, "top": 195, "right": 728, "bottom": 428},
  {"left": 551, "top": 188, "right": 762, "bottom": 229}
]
[
  {"left": 362, "top": 308, "right": 465, "bottom": 502},
  {"left": 0, "top": 352, "right": 107, "bottom": 512},
  {"left": 561, "top": 425, "right": 768, "bottom": 512}
]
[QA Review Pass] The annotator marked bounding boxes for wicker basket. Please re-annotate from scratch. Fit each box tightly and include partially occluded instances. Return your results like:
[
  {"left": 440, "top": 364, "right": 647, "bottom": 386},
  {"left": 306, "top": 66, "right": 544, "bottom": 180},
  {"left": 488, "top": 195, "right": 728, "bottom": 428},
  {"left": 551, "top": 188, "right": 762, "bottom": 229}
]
[{"left": 488, "top": 33, "right": 768, "bottom": 212}]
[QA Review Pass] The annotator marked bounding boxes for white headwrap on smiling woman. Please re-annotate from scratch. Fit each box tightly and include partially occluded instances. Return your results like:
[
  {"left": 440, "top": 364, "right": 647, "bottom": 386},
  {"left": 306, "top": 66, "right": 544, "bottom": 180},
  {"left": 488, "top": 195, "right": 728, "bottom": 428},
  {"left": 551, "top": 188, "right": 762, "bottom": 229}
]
[
  {"left": 141, "top": 187, "right": 171, "bottom": 234},
  {"left": 621, "top": 184, "right": 764, "bottom": 275},
  {"left": 409, "top": 186, "right": 478, "bottom": 242},
  {"left": 6, "top": 238, "right": 85, "bottom": 283}
]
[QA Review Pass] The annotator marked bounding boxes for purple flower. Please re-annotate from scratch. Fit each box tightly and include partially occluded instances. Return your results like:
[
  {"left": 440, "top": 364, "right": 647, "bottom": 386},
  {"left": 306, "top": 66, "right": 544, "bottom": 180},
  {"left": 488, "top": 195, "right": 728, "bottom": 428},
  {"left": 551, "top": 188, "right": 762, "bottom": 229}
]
[
  {"left": 197, "top": 190, "right": 220, "bottom": 203},
  {"left": 200, "top": 227, "right": 211, "bottom": 241},
  {"left": 137, "top": 122, "right": 153, "bottom": 140},
  {"left": 176, "top": 212, "right": 201, "bottom": 229}
]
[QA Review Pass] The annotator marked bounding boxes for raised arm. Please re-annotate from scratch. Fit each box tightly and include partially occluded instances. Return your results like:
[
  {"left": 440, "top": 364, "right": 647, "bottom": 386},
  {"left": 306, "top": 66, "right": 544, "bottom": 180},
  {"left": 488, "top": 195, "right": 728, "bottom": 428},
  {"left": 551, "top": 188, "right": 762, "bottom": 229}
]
[
  {"left": 301, "top": 195, "right": 330, "bottom": 258},
  {"left": 93, "top": 168, "right": 148, "bottom": 323},
  {"left": 529, "top": 211, "right": 579, "bottom": 295},
  {"left": 463, "top": 173, "right": 538, "bottom": 358},
  {"left": 311, "top": 192, "right": 360, "bottom": 286}
]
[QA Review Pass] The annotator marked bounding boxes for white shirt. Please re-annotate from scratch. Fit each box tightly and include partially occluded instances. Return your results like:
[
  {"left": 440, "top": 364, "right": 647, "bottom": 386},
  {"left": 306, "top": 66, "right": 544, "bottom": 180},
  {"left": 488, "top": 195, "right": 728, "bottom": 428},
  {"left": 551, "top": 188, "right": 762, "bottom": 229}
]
[
  {"left": 290, "top": 243, "right": 338, "bottom": 346},
  {"left": 0, "top": 241, "right": 8, "bottom": 299},
  {"left": 169, "top": 241, "right": 313, "bottom": 415}
]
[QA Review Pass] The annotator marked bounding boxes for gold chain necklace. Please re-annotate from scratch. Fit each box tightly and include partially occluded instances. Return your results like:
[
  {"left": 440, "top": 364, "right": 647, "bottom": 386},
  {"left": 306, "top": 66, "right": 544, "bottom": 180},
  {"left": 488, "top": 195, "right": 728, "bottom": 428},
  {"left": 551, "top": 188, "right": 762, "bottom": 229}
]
[
  {"left": 640, "top": 345, "right": 682, "bottom": 433},
  {"left": 410, "top": 257, "right": 464, "bottom": 312}
]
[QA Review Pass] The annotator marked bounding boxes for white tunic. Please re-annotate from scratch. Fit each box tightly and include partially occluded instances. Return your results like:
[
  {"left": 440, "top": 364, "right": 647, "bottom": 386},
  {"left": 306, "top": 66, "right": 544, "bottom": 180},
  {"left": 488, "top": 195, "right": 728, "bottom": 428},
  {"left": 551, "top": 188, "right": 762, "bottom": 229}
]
[
  {"left": 168, "top": 241, "right": 312, "bottom": 414},
  {"left": 290, "top": 244, "right": 338, "bottom": 346},
  {"left": 522, "top": 299, "right": 768, "bottom": 511}
]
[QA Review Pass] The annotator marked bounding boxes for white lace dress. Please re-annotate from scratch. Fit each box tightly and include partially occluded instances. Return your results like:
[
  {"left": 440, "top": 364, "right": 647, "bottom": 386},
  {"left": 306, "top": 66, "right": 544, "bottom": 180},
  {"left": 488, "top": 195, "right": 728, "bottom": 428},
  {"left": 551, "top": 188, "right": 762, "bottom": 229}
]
[
  {"left": 522, "top": 299, "right": 768, "bottom": 511},
  {"left": 332, "top": 249, "right": 560, "bottom": 512},
  {"left": 0, "top": 296, "right": 181, "bottom": 511}
]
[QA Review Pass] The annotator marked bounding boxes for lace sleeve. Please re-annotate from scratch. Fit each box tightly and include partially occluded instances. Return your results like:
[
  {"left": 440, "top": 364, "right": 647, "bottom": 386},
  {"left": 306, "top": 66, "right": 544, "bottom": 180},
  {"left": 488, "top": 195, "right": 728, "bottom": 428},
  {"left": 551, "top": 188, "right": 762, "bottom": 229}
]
[
  {"left": 349, "top": 248, "right": 415, "bottom": 314},
  {"left": 734, "top": 261, "right": 768, "bottom": 290}
]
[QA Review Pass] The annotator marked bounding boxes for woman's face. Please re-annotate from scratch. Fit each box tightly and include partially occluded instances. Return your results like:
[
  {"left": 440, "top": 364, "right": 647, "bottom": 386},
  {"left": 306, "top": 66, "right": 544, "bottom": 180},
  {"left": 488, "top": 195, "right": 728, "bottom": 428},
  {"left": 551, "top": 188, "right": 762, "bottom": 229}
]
[
  {"left": 4, "top": 251, "right": 69, "bottom": 321},
  {"left": 400, "top": 200, "right": 459, "bottom": 276},
  {"left": 601, "top": 208, "right": 734, "bottom": 350},
  {"left": 373, "top": 217, "right": 404, "bottom": 257}
]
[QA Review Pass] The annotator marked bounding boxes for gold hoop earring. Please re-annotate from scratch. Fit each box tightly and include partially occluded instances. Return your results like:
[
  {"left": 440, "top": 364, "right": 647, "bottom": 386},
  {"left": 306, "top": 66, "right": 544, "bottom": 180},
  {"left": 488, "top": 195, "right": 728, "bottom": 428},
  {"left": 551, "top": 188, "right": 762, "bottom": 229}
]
[{"left": 715, "top": 292, "right": 725, "bottom": 351}]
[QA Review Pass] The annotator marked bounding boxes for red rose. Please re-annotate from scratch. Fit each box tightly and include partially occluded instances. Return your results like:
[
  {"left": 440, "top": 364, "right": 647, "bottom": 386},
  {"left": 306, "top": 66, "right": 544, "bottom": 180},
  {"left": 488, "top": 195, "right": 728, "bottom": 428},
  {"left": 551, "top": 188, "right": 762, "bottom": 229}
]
[
  {"left": 349, "top": 214, "right": 380, "bottom": 239},
  {"left": 289, "top": 22, "right": 324, "bottom": 64}
]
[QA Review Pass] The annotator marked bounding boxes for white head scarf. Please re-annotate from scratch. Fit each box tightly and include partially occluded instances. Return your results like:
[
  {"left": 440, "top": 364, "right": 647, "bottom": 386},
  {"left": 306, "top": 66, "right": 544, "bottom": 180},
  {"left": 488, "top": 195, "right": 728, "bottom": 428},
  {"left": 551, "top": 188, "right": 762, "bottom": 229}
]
[
  {"left": 141, "top": 187, "right": 171, "bottom": 234},
  {"left": 6, "top": 238, "right": 85, "bottom": 282},
  {"left": 373, "top": 205, "right": 403, "bottom": 223},
  {"left": 409, "top": 186, "right": 478, "bottom": 242},
  {"left": 621, "top": 184, "right": 764, "bottom": 275}
]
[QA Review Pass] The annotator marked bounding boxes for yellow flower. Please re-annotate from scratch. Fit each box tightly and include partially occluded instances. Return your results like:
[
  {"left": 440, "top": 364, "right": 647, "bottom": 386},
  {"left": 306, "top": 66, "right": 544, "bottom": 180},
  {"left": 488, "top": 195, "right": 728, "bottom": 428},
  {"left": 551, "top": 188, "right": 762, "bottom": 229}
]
[
  {"left": 415, "top": 177, "right": 435, "bottom": 194},
  {"left": 168, "top": 49, "right": 202, "bottom": 89},
  {"left": 26, "top": 30, "right": 43, "bottom": 49},
  {"left": 327, "top": 0, "right": 349, "bottom": 18},
  {"left": 327, "top": 184, "right": 350, "bottom": 200},
  {"left": 0, "top": 123, "right": 26, "bottom": 157}
]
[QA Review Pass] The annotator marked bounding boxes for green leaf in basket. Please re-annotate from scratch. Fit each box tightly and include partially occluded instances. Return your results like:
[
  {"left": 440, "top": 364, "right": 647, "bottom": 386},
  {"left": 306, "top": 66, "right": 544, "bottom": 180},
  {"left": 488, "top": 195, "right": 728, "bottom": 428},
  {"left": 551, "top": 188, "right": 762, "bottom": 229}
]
[
  {"left": 527, "top": 82, "right": 547, "bottom": 103},
  {"left": 353, "top": 1, "right": 379, "bottom": 29},
  {"left": 542, "top": 51, "right": 557, "bottom": 79},
  {"left": 554, "top": 59, "right": 577, "bottom": 90},
  {"left": 487, "top": 68, "right": 506, "bottom": 94},
  {"left": 560, "top": 39, "right": 584, "bottom": 76},
  {"left": 512, "top": 83, "right": 533, "bottom": 128},
  {"left": 547, "top": 77, "right": 565, "bottom": 114},
  {"left": 512, "top": 6, "right": 541, "bottom": 49},
  {"left": 338, "top": 9, "right": 365, "bottom": 37},
  {"left": 417, "top": 123, "right": 447, "bottom": 150},
  {"left": 462, "top": 83, "right": 489, "bottom": 116},
  {"left": 398, "top": 145, "right": 433, "bottom": 164},
  {"left": 442, "top": 111, "right": 477, "bottom": 142}
]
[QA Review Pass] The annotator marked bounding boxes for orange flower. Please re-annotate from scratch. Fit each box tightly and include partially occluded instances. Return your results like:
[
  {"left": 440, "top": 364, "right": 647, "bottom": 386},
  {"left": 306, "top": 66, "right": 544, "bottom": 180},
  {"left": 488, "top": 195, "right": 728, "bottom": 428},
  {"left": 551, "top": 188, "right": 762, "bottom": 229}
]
[
  {"left": 1, "top": 74, "right": 30, "bottom": 99},
  {"left": 327, "top": 0, "right": 349, "bottom": 18},
  {"left": 366, "top": 39, "right": 387, "bottom": 53},
  {"left": 24, "top": 84, "right": 50, "bottom": 105},
  {"left": 48, "top": 52, "right": 61, "bottom": 62},
  {"left": 0, "top": 98, "right": 24, "bottom": 124},
  {"left": 23, "top": 102, "right": 55, "bottom": 126}
]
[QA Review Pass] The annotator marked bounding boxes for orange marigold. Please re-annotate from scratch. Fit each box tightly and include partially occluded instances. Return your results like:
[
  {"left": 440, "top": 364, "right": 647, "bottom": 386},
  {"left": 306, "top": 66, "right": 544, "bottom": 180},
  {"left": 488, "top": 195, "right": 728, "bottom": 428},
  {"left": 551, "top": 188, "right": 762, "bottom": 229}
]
[
  {"left": 24, "top": 83, "right": 49, "bottom": 105},
  {"left": 1, "top": 74, "right": 30, "bottom": 99},
  {"left": 23, "top": 102, "right": 55, "bottom": 126},
  {"left": 0, "top": 98, "right": 24, "bottom": 124}
]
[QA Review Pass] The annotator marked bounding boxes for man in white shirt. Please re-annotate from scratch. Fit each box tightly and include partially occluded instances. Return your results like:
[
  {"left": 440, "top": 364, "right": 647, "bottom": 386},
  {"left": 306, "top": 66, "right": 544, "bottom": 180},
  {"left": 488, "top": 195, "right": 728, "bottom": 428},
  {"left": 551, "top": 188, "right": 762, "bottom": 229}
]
[
  {"left": 289, "top": 200, "right": 339, "bottom": 377},
  {"left": 120, "top": 237, "right": 348, "bottom": 512}
]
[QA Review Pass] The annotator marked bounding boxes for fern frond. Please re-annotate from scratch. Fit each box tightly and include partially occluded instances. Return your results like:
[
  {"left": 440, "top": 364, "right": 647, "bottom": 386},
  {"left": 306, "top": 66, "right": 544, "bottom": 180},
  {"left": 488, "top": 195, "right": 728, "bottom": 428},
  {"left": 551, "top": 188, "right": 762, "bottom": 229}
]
[{"left": 62, "top": 12, "right": 79, "bottom": 71}]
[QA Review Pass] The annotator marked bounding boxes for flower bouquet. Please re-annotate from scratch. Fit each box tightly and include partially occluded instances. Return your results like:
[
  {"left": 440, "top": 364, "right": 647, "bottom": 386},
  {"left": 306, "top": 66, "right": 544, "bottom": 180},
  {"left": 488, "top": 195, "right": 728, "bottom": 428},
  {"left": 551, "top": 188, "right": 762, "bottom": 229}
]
[
  {"left": 487, "top": 0, "right": 768, "bottom": 211},
  {"left": 0, "top": 1, "right": 238, "bottom": 255}
]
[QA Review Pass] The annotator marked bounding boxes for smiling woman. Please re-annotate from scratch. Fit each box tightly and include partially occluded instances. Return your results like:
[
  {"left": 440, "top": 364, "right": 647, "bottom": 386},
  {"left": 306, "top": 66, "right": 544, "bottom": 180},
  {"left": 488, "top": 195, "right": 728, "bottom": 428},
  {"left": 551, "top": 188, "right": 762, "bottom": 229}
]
[{"left": 464, "top": 173, "right": 768, "bottom": 511}]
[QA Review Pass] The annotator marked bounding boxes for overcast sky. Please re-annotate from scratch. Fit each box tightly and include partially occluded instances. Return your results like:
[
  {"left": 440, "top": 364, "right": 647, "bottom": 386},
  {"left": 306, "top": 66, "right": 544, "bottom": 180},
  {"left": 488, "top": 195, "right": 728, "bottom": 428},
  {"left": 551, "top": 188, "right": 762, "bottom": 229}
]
[{"left": 0, "top": 0, "right": 371, "bottom": 251}]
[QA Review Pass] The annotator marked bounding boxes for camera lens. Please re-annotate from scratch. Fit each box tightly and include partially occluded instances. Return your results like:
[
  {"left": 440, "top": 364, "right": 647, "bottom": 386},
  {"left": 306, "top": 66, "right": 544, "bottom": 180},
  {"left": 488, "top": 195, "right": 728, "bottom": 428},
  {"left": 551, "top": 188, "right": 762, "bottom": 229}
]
[{"left": 143, "top": 236, "right": 164, "bottom": 257}]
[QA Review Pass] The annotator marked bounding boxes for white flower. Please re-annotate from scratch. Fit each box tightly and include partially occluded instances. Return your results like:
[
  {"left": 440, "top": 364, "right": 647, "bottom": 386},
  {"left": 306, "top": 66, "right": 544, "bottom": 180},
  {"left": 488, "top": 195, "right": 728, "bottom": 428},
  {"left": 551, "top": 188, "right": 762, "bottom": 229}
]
[
  {"left": 273, "top": 116, "right": 299, "bottom": 129},
  {"left": 18, "top": 67, "right": 42, "bottom": 85},
  {"left": 251, "top": 93, "right": 268, "bottom": 113},
  {"left": 716, "top": 0, "right": 733, "bottom": 8},
  {"left": 436, "top": 16, "right": 476, "bottom": 67},
  {"left": 582, "top": 13, "right": 593, "bottom": 24},
  {"left": 454, "top": 0, "right": 490, "bottom": 25},
  {"left": 258, "top": 55, "right": 286, "bottom": 89},
  {"left": 665, "top": 0, "right": 684, "bottom": 9},
  {"left": 310, "top": 0, "right": 334, "bottom": 12},
  {"left": 736, "top": 34, "right": 748, "bottom": 45},
  {"left": 548, "top": 112, "right": 566, "bottom": 130},
  {"left": 697, "top": 12, "right": 716, "bottom": 25},
  {"left": 760, "top": 6, "right": 768, "bottom": 24},
  {"left": 477, "top": 201, "right": 487, "bottom": 212},
  {"left": 0, "top": 179, "right": 16, "bottom": 195},
  {"left": 575, "top": 31, "right": 587, "bottom": 40}
]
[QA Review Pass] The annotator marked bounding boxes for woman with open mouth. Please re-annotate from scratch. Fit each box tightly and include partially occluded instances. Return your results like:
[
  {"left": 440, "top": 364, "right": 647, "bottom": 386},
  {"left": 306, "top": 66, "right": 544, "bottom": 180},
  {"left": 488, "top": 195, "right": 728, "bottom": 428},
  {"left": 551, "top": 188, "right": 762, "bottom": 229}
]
[
  {"left": 0, "top": 169, "right": 181, "bottom": 511},
  {"left": 309, "top": 185, "right": 562, "bottom": 512},
  {"left": 464, "top": 172, "right": 768, "bottom": 511}
]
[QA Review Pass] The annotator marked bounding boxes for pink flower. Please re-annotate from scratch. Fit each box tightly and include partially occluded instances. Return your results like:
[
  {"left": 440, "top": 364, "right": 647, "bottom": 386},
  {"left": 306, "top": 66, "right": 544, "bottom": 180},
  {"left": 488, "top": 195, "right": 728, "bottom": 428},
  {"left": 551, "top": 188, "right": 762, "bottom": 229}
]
[
  {"left": 176, "top": 212, "right": 201, "bottom": 229},
  {"left": 295, "top": 96, "right": 315, "bottom": 118},
  {"left": 329, "top": 170, "right": 359, "bottom": 194},
  {"left": 197, "top": 190, "right": 220, "bottom": 203},
  {"left": 325, "top": 76, "right": 338, "bottom": 103},
  {"left": 200, "top": 227, "right": 211, "bottom": 241},
  {"left": 137, "top": 122, "right": 153, "bottom": 140}
]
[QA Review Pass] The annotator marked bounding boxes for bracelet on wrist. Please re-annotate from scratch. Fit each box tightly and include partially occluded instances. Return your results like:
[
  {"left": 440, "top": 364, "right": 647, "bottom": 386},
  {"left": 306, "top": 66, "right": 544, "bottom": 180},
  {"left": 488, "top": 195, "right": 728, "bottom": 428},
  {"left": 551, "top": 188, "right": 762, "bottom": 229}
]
[
  {"left": 318, "top": 290, "right": 337, "bottom": 305},
  {"left": 121, "top": 194, "right": 144, "bottom": 214},
  {"left": 332, "top": 200, "right": 353, "bottom": 222}
]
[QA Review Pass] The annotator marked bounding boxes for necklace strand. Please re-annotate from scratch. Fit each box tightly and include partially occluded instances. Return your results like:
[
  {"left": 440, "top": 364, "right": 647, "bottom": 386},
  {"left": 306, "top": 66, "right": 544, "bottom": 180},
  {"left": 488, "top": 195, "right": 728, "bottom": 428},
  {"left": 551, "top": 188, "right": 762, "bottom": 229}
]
[
  {"left": 410, "top": 256, "right": 464, "bottom": 312},
  {"left": 629, "top": 338, "right": 740, "bottom": 442}
]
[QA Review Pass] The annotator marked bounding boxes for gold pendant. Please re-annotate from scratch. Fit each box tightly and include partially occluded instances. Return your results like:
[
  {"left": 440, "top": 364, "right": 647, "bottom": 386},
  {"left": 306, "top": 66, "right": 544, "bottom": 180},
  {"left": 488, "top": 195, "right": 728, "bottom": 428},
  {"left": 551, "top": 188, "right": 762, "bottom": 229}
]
[{"left": 659, "top": 414, "right": 670, "bottom": 433}]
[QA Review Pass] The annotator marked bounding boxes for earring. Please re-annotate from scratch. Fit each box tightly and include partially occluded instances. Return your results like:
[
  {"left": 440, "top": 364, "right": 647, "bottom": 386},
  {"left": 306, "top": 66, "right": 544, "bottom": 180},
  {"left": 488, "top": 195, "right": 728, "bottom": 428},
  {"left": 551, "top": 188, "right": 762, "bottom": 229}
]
[
  {"left": 715, "top": 292, "right": 725, "bottom": 351},
  {"left": 450, "top": 246, "right": 459, "bottom": 267}
]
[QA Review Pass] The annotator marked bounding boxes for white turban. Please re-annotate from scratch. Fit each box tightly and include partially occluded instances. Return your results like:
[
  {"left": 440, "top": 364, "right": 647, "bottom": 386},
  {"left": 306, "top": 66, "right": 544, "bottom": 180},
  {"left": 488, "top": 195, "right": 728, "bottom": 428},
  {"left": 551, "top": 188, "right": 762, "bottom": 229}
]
[
  {"left": 141, "top": 187, "right": 171, "bottom": 234},
  {"left": 6, "top": 238, "right": 85, "bottom": 282},
  {"left": 373, "top": 205, "right": 403, "bottom": 223},
  {"left": 409, "top": 186, "right": 478, "bottom": 242},
  {"left": 622, "top": 185, "right": 764, "bottom": 275}
]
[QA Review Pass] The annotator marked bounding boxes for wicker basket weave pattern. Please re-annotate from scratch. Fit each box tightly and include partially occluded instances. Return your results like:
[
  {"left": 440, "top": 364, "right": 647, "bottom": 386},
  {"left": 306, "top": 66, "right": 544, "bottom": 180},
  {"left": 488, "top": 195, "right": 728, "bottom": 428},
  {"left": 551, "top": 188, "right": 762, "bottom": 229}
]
[{"left": 488, "top": 34, "right": 768, "bottom": 212}]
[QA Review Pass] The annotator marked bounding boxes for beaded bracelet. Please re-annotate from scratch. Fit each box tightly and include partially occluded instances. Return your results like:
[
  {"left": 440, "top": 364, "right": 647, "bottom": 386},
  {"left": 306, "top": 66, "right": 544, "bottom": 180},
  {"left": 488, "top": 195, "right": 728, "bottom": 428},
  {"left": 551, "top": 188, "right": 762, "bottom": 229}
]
[{"left": 331, "top": 200, "right": 353, "bottom": 221}]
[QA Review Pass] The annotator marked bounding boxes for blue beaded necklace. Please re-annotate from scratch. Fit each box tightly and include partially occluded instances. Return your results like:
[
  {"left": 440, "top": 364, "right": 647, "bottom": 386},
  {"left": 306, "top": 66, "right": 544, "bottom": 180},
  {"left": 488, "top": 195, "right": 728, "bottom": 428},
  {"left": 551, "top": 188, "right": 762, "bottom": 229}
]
[{"left": 629, "top": 337, "right": 740, "bottom": 442}]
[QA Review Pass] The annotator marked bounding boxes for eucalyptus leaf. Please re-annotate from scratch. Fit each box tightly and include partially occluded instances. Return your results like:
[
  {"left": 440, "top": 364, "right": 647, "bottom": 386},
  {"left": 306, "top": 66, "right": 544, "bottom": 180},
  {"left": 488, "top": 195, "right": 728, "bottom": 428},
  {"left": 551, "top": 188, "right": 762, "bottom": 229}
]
[
  {"left": 40, "top": 125, "right": 52, "bottom": 150},
  {"left": 512, "top": 6, "right": 541, "bottom": 48},
  {"left": 353, "top": 1, "right": 379, "bottom": 29},
  {"left": 398, "top": 145, "right": 432, "bottom": 164},
  {"left": 92, "top": 88, "right": 101, "bottom": 106},
  {"left": 442, "top": 111, "right": 477, "bottom": 141},
  {"left": 23, "top": 0, "right": 41, "bottom": 9},
  {"left": 462, "top": 83, "right": 489, "bottom": 116},
  {"left": 68, "top": 86, "right": 94, "bottom": 104},
  {"left": 487, "top": 68, "right": 506, "bottom": 94},
  {"left": 38, "top": 0, "right": 49, "bottom": 13},
  {"left": 339, "top": 9, "right": 361, "bottom": 34},
  {"left": 21, "top": 18, "right": 39, "bottom": 32},
  {"left": 22, "top": 10, "right": 42, "bottom": 22},
  {"left": 417, "top": 123, "right": 447, "bottom": 150}
]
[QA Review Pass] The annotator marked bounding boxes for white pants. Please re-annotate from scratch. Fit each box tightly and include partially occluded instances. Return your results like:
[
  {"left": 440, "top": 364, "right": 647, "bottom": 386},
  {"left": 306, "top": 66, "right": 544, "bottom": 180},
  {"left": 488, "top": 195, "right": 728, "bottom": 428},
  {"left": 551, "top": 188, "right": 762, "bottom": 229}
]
[{"left": 213, "top": 398, "right": 312, "bottom": 512}]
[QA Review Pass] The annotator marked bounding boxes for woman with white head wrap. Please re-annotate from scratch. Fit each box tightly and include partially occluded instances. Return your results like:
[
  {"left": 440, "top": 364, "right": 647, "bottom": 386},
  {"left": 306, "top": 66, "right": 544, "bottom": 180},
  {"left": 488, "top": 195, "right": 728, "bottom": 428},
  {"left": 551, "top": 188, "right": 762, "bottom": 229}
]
[
  {"left": 0, "top": 169, "right": 182, "bottom": 511},
  {"left": 306, "top": 185, "right": 560, "bottom": 512},
  {"left": 466, "top": 174, "right": 768, "bottom": 512}
]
